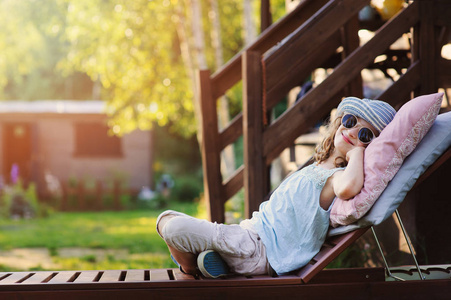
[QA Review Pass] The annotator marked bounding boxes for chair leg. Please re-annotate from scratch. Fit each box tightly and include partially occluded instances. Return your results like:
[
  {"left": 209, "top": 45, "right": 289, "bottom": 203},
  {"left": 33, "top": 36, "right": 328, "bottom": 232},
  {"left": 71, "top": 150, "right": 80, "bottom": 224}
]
[
  {"left": 371, "top": 226, "right": 405, "bottom": 281},
  {"left": 394, "top": 209, "right": 425, "bottom": 280},
  {"left": 371, "top": 209, "right": 425, "bottom": 281}
]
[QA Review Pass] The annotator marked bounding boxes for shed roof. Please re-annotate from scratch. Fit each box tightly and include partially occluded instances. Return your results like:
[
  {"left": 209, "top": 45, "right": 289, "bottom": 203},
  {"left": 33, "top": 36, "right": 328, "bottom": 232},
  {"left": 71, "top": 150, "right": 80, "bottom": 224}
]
[{"left": 0, "top": 100, "right": 106, "bottom": 114}]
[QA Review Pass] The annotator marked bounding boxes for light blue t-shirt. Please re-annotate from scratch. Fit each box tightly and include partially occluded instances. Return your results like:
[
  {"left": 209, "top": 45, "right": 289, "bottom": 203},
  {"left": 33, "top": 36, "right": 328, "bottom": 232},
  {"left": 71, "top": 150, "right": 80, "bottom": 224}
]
[{"left": 249, "top": 164, "right": 344, "bottom": 275}]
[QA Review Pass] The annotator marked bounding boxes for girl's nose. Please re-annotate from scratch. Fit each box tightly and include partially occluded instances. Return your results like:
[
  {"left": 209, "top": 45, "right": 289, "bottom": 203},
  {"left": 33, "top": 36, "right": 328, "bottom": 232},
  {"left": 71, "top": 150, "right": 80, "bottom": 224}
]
[{"left": 348, "top": 127, "right": 359, "bottom": 138}]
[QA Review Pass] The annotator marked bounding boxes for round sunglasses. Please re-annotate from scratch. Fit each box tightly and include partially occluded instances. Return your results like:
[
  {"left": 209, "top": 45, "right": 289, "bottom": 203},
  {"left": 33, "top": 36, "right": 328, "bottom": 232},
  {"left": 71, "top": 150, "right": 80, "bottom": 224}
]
[{"left": 341, "top": 114, "right": 376, "bottom": 144}]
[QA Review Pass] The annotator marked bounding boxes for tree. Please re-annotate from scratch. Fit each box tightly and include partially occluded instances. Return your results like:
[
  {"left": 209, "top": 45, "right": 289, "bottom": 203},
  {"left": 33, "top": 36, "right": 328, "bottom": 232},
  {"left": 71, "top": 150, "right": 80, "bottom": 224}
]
[
  {"left": 0, "top": 0, "right": 288, "bottom": 138},
  {"left": 0, "top": 0, "right": 93, "bottom": 101}
]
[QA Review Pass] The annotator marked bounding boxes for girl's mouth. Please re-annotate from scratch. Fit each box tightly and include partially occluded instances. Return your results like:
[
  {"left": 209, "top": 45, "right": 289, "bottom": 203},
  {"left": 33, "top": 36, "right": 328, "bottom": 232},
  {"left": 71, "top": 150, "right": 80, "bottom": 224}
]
[{"left": 342, "top": 133, "right": 354, "bottom": 145}]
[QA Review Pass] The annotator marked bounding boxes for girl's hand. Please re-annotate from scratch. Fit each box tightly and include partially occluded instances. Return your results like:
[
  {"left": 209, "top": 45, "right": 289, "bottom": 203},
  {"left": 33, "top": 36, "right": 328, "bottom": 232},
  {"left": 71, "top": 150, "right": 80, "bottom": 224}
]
[{"left": 346, "top": 146, "right": 365, "bottom": 162}]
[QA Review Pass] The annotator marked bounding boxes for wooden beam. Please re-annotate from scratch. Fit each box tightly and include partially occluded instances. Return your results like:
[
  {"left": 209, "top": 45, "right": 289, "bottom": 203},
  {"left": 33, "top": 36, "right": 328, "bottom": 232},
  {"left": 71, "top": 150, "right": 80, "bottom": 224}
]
[
  {"left": 198, "top": 70, "right": 224, "bottom": 222},
  {"left": 298, "top": 227, "right": 368, "bottom": 283},
  {"left": 219, "top": 112, "right": 242, "bottom": 151},
  {"left": 243, "top": 50, "right": 269, "bottom": 218},
  {"left": 3, "top": 272, "right": 451, "bottom": 299},
  {"left": 262, "top": 2, "right": 420, "bottom": 163},
  {"left": 341, "top": 15, "right": 363, "bottom": 98},
  {"left": 265, "top": 31, "right": 342, "bottom": 109},
  {"left": 418, "top": 0, "right": 437, "bottom": 94},
  {"left": 222, "top": 165, "right": 244, "bottom": 201},
  {"left": 432, "top": 0, "right": 451, "bottom": 27},
  {"left": 261, "top": 0, "right": 272, "bottom": 32},
  {"left": 210, "top": 0, "right": 329, "bottom": 100},
  {"left": 264, "top": 0, "right": 370, "bottom": 91}
]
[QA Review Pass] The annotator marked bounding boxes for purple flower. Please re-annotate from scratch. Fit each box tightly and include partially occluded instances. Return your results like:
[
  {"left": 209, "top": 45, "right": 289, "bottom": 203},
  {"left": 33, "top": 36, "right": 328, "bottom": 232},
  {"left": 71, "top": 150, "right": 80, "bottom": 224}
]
[{"left": 10, "top": 164, "right": 19, "bottom": 184}]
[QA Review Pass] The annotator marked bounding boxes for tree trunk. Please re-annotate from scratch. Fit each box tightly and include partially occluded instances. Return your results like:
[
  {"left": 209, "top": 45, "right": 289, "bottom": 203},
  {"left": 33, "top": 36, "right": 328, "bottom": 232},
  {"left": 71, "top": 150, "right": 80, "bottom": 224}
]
[
  {"left": 209, "top": 0, "right": 236, "bottom": 177},
  {"left": 243, "top": 0, "right": 257, "bottom": 45},
  {"left": 191, "top": 0, "right": 207, "bottom": 69},
  {"left": 173, "top": 1, "right": 203, "bottom": 144}
]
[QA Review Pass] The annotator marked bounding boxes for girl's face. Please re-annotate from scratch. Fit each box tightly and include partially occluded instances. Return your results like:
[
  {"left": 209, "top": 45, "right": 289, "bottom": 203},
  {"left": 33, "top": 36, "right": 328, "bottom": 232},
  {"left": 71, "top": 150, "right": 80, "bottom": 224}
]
[{"left": 333, "top": 116, "right": 379, "bottom": 158}]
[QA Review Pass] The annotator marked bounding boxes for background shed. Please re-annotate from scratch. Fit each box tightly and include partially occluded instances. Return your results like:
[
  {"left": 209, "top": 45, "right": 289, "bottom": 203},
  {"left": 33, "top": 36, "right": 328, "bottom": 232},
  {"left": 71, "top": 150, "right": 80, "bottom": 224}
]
[{"left": 0, "top": 100, "right": 152, "bottom": 198}]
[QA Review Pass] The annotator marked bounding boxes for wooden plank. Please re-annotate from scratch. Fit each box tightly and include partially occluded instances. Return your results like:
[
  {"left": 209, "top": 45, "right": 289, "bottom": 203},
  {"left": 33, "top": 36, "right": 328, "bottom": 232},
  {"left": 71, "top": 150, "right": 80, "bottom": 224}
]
[
  {"left": 265, "top": 0, "right": 370, "bottom": 90},
  {"left": 0, "top": 273, "right": 11, "bottom": 282},
  {"left": 21, "top": 272, "right": 56, "bottom": 284},
  {"left": 197, "top": 69, "right": 224, "bottom": 223},
  {"left": 171, "top": 269, "right": 197, "bottom": 281},
  {"left": 210, "top": 0, "right": 329, "bottom": 99},
  {"left": 149, "top": 269, "right": 171, "bottom": 282},
  {"left": 3, "top": 279, "right": 451, "bottom": 299},
  {"left": 47, "top": 271, "right": 78, "bottom": 283},
  {"left": 309, "top": 267, "right": 385, "bottom": 284},
  {"left": 0, "top": 272, "right": 31, "bottom": 284},
  {"left": 418, "top": 0, "right": 437, "bottom": 94},
  {"left": 432, "top": 0, "right": 451, "bottom": 27},
  {"left": 222, "top": 165, "right": 244, "bottom": 202},
  {"left": 265, "top": 31, "right": 342, "bottom": 109},
  {"left": 243, "top": 50, "right": 268, "bottom": 218},
  {"left": 98, "top": 270, "right": 122, "bottom": 283},
  {"left": 124, "top": 270, "right": 146, "bottom": 282},
  {"left": 73, "top": 271, "right": 100, "bottom": 283},
  {"left": 260, "top": 0, "right": 272, "bottom": 32},
  {"left": 297, "top": 227, "right": 368, "bottom": 284},
  {"left": 341, "top": 15, "right": 363, "bottom": 98},
  {"left": 262, "top": 2, "right": 420, "bottom": 163},
  {"left": 219, "top": 112, "right": 242, "bottom": 151}
]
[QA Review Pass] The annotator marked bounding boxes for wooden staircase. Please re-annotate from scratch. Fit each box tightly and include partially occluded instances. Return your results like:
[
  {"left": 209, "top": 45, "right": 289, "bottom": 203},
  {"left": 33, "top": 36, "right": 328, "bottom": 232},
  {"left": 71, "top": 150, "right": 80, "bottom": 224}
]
[{"left": 199, "top": 0, "right": 451, "bottom": 223}]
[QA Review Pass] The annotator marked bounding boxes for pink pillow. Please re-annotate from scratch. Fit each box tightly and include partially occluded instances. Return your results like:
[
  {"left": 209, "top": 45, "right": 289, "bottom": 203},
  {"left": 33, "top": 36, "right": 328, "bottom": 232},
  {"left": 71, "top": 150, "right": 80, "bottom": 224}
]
[{"left": 330, "top": 93, "right": 443, "bottom": 227}]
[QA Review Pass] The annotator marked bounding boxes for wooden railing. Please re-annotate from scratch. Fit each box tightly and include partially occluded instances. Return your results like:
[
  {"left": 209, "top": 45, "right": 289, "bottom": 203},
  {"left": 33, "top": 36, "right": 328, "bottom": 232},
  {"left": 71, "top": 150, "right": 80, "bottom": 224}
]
[
  {"left": 198, "top": 0, "right": 331, "bottom": 222},
  {"left": 199, "top": 0, "right": 451, "bottom": 223}
]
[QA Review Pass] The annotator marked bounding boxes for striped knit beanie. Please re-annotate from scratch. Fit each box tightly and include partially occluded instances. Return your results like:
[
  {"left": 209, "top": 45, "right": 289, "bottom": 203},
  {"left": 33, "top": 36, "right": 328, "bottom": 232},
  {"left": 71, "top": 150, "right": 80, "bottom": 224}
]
[{"left": 336, "top": 97, "right": 396, "bottom": 133}]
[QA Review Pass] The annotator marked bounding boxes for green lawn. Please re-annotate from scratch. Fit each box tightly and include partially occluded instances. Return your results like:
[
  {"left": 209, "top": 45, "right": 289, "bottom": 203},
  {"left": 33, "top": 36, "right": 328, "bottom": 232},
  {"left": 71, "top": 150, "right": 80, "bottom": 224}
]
[{"left": 0, "top": 201, "right": 204, "bottom": 271}]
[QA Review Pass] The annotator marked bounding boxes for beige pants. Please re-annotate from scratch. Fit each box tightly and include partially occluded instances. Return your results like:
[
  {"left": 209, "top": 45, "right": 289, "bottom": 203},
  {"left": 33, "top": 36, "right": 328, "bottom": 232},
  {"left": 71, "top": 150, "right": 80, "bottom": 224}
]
[{"left": 156, "top": 210, "right": 269, "bottom": 276}]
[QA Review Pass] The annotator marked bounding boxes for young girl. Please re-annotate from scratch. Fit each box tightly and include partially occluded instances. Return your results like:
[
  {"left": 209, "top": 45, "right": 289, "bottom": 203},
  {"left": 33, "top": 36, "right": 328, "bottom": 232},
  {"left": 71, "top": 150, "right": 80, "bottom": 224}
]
[{"left": 156, "top": 97, "right": 396, "bottom": 278}]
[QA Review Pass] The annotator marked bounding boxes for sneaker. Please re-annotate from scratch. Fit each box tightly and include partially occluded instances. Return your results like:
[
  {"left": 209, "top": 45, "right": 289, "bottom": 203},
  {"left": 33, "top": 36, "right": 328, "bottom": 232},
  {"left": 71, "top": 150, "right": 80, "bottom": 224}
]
[{"left": 197, "top": 250, "right": 229, "bottom": 278}]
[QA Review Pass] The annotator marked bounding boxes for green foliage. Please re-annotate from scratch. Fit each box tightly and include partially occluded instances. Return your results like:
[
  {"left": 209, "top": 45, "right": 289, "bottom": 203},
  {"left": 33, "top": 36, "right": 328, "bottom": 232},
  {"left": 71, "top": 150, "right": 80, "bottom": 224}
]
[
  {"left": 170, "top": 175, "right": 203, "bottom": 203},
  {"left": 150, "top": 125, "right": 203, "bottom": 205},
  {"left": 153, "top": 125, "right": 202, "bottom": 176},
  {"left": 0, "top": 0, "right": 93, "bottom": 100},
  {"left": 0, "top": 0, "right": 288, "bottom": 138},
  {"left": 60, "top": 0, "right": 196, "bottom": 136}
]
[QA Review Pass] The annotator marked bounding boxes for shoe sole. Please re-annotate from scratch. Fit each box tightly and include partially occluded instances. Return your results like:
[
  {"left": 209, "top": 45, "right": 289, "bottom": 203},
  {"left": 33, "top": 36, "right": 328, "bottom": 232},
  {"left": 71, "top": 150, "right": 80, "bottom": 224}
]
[{"left": 197, "top": 250, "right": 229, "bottom": 278}]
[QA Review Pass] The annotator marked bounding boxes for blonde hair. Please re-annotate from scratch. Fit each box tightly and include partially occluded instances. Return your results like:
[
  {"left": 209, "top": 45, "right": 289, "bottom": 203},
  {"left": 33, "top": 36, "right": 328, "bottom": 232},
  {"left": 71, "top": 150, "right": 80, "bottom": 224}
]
[{"left": 314, "top": 115, "right": 347, "bottom": 168}]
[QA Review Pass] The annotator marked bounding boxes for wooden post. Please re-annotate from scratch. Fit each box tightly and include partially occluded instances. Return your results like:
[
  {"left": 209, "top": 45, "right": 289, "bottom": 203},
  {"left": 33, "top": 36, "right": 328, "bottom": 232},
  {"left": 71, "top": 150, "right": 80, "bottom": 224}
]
[
  {"left": 243, "top": 50, "right": 269, "bottom": 219},
  {"left": 341, "top": 14, "right": 363, "bottom": 98},
  {"left": 261, "top": 0, "right": 272, "bottom": 33},
  {"left": 198, "top": 69, "right": 225, "bottom": 223},
  {"left": 418, "top": 0, "right": 437, "bottom": 95}
]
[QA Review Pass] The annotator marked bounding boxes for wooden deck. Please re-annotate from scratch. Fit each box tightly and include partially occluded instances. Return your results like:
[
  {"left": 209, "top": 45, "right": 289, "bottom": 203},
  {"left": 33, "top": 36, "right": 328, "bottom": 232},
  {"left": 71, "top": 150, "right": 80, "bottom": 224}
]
[{"left": 0, "top": 267, "right": 451, "bottom": 299}]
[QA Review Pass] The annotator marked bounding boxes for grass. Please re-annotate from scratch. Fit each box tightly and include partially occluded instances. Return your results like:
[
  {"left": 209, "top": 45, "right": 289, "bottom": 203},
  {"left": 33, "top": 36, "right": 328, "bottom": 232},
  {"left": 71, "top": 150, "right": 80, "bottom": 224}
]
[{"left": 0, "top": 200, "right": 205, "bottom": 271}]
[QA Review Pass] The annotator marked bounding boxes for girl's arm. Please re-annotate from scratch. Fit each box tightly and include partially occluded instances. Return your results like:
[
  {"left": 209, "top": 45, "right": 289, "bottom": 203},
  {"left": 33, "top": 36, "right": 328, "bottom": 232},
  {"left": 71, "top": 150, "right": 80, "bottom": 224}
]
[{"left": 332, "top": 147, "right": 365, "bottom": 199}]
